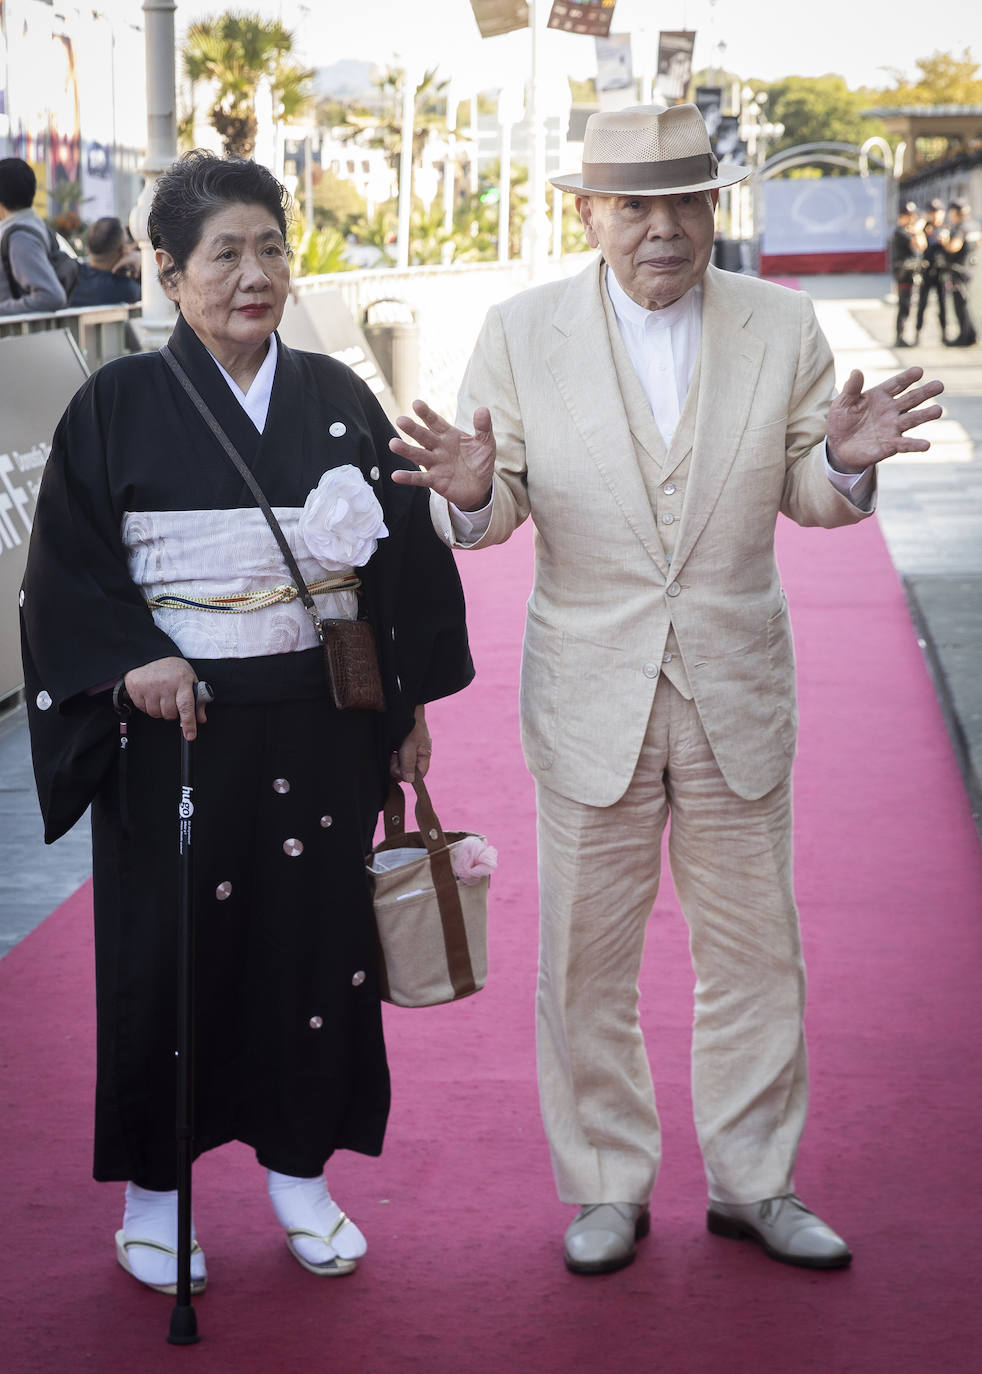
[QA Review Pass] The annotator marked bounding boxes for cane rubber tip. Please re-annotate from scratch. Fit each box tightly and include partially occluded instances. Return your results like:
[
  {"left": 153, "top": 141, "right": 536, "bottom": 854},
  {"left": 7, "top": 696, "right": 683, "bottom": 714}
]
[{"left": 167, "top": 1305, "right": 200, "bottom": 1345}]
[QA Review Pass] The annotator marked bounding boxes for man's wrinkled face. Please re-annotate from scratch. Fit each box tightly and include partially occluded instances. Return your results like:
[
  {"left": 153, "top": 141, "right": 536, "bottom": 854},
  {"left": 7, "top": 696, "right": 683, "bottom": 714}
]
[{"left": 577, "top": 189, "right": 718, "bottom": 311}]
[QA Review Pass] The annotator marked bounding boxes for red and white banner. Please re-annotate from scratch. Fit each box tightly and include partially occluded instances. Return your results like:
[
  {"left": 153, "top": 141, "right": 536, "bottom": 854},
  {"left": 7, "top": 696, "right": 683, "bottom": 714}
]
[{"left": 760, "top": 175, "right": 889, "bottom": 274}]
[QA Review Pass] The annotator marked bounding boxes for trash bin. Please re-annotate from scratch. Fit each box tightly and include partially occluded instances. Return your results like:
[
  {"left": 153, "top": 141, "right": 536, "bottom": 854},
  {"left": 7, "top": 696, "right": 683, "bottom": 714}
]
[{"left": 363, "top": 299, "right": 419, "bottom": 416}]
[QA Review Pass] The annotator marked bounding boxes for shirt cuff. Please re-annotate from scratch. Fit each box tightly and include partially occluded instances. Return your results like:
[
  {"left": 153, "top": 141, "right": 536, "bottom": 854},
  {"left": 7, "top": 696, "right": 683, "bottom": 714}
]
[
  {"left": 448, "top": 489, "right": 494, "bottom": 542},
  {"left": 825, "top": 444, "right": 876, "bottom": 509}
]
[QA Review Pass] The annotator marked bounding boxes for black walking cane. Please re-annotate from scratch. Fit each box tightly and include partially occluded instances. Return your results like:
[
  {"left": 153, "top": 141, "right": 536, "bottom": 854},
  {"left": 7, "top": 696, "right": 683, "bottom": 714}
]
[{"left": 168, "top": 680, "right": 214, "bottom": 1347}]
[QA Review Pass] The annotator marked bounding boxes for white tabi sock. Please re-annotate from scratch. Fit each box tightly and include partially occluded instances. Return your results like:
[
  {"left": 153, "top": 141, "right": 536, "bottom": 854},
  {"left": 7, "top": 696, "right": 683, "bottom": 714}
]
[
  {"left": 120, "top": 1182, "right": 207, "bottom": 1288},
  {"left": 266, "top": 1170, "right": 367, "bottom": 1266}
]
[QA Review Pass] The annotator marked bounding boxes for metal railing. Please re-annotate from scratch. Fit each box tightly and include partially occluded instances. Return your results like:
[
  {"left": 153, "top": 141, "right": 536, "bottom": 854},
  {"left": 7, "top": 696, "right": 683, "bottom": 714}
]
[
  {"left": 291, "top": 257, "right": 587, "bottom": 416},
  {"left": 0, "top": 257, "right": 591, "bottom": 414},
  {"left": 0, "top": 301, "right": 141, "bottom": 371}
]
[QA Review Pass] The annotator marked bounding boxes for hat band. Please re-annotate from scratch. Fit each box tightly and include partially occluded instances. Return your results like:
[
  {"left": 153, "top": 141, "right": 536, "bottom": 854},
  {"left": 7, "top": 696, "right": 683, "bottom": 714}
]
[{"left": 580, "top": 152, "right": 719, "bottom": 192}]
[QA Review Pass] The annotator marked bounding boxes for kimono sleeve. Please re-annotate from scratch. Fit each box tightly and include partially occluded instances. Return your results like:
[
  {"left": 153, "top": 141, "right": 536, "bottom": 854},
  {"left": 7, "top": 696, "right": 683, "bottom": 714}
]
[
  {"left": 20, "top": 373, "right": 182, "bottom": 840},
  {"left": 350, "top": 372, "right": 474, "bottom": 750}
]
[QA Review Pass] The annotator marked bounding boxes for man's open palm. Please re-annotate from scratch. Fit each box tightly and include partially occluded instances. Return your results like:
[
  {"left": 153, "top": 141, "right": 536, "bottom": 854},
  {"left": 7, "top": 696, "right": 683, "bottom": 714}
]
[
  {"left": 389, "top": 400, "right": 496, "bottom": 511},
  {"left": 827, "top": 366, "right": 943, "bottom": 472}
]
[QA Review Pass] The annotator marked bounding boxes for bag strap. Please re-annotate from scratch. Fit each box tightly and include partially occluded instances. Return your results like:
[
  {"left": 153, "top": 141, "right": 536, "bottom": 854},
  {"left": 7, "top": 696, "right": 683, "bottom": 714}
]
[
  {"left": 159, "top": 343, "right": 325, "bottom": 643},
  {"left": 380, "top": 773, "right": 477, "bottom": 999},
  {"left": 1, "top": 223, "right": 47, "bottom": 296}
]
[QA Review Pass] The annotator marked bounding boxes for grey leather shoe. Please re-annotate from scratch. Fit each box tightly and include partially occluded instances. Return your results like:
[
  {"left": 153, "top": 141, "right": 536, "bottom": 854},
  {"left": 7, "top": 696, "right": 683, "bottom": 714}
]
[
  {"left": 564, "top": 1202, "right": 651, "bottom": 1275},
  {"left": 707, "top": 1194, "right": 852, "bottom": 1269}
]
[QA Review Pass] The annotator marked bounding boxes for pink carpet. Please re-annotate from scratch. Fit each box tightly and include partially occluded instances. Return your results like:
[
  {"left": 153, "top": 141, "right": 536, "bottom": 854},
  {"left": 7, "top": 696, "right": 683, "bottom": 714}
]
[{"left": 2, "top": 516, "right": 981, "bottom": 1372}]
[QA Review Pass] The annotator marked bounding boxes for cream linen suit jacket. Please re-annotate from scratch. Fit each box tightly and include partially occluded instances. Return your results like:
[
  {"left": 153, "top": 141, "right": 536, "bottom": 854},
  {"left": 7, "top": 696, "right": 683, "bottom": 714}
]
[{"left": 438, "top": 258, "right": 875, "bottom": 806}]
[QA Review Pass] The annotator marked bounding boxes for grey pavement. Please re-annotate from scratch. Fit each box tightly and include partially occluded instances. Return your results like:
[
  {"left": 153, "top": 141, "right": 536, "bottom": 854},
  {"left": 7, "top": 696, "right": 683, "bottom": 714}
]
[
  {"left": 1, "top": 269, "right": 980, "bottom": 959},
  {"left": 0, "top": 703, "right": 91, "bottom": 957},
  {"left": 807, "top": 273, "right": 982, "bottom": 834}
]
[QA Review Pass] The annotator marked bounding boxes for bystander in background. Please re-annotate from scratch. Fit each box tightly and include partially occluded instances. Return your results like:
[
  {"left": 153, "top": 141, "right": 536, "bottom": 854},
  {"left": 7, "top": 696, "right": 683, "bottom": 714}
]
[
  {"left": 891, "top": 200, "right": 924, "bottom": 348},
  {"left": 914, "top": 198, "right": 950, "bottom": 344},
  {"left": 0, "top": 157, "right": 69, "bottom": 315},
  {"left": 943, "top": 199, "right": 978, "bottom": 347},
  {"left": 70, "top": 216, "right": 141, "bottom": 307}
]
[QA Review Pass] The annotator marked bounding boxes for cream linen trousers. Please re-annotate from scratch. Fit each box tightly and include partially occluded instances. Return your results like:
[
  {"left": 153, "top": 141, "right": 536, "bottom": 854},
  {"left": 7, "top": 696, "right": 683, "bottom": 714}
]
[{"left": 535, "top": 674, "right": 808, "bottom": 1207}]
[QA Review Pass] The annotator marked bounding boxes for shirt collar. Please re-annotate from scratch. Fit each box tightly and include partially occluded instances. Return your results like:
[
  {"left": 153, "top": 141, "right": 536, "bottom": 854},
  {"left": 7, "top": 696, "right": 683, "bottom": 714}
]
[{"left": 604, "top": 265, "right": 701, "bottom": 331}]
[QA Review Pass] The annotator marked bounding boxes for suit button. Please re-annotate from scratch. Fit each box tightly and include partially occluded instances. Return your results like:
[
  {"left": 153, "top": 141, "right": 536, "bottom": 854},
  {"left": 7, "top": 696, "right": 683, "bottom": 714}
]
[
  {"left": 666, "top": 581, "right": 681, "bottom": 597},
  {"left": 661, "top": 513, "right": 675, "bottom": 524},
  {"left": 643, "top": 663, "right": 659, "bottom": 679},
  {"left": 663, "top": 483, "right": 676, "bottom": 495}
]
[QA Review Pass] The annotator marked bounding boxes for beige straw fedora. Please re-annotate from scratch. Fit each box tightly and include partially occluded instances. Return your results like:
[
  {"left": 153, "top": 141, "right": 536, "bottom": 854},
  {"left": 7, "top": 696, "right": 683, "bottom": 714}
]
[{"left": 550, "top": 103, "right": 751, "bottom": 197}]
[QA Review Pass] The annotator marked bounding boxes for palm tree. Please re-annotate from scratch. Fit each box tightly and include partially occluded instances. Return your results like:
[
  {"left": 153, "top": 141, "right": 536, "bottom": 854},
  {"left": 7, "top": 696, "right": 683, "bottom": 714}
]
[
  {"left": 338, "top": 65, "right": 449, "bottom": 205},
  {"left": 184, "top": 11, "right": 314, "bottom": 159}
]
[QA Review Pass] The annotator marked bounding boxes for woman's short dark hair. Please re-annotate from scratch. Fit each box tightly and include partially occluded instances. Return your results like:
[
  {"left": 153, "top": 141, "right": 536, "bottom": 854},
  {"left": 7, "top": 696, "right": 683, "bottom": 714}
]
[{"left": 148, "top": 150, "right": 291, "bottom": 281}]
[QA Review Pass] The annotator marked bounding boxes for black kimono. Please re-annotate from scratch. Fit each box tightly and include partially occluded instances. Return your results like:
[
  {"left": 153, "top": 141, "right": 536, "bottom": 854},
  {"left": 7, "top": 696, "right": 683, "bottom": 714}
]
[{"left": 20, "top": 316, "right": 473, "bottom": 1188}]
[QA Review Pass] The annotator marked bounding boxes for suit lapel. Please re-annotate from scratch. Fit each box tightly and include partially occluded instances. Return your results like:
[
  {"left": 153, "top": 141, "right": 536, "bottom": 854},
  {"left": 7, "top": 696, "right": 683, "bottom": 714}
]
[
  {"left": 670, "top": 266, "right": 765, "bottom": 576},
  {"left": 547, "top": 260, "right": 669, "bottom": 576}
]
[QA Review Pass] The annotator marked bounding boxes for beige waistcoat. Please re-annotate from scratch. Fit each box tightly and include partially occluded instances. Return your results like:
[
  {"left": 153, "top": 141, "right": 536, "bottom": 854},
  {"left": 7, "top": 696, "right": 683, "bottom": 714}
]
[{"left": 600, "top": 283, "right": 696, "bottom": 698}]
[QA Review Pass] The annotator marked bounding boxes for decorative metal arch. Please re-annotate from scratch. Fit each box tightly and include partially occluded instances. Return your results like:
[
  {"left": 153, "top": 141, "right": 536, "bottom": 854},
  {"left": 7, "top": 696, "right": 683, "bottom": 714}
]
[
  {"left": 758, "top": 140, "right": 895, "bottom": 178},
  {"left": 747, "top": 139, "right": 896, "bottom": 262}
]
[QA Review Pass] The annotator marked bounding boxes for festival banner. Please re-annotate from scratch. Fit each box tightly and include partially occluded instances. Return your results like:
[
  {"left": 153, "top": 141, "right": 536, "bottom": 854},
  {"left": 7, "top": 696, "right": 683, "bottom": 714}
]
[
  {"left": 714, "top": 113, "right": 746, "bottom": 164},
  {"left": 655, "top": 30, "right": 695, "bottom": 103},
  {"left": 694, "top": 85, "right": 723, "bottom": 139},
  {"left": 547, "top": 1, "right": 616, "bottom": 39},
  {"left": 469, "top": 0, "right": 529, "bottom": 39},
  {"left": 595, "top": 33, "right": 634, "bottom": 110}
]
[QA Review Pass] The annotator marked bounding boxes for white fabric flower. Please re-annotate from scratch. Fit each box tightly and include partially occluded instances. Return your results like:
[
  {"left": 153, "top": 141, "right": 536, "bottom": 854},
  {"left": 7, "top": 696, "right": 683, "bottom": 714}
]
[{"left": 297, "top": 465, "right": 388, "bottom": 570}]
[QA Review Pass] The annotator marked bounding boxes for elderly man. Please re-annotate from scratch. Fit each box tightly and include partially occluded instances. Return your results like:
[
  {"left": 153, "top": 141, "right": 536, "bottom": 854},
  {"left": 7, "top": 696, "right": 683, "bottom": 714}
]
[{"left": 390, "top": 105, "right": 943, "bottom": 1276}]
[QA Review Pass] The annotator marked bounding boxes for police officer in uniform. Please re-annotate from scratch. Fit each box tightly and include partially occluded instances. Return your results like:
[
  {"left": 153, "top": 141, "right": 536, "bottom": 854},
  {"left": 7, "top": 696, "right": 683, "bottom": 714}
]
[
  {"left": 914, "top": 198, "right": 949, "bottom": 344},
  {"left": 891, "top": 200, "right": 923, "bottom": 348},
  {"left": 944, "top": 199, "right": 979, "bottom": 347}
]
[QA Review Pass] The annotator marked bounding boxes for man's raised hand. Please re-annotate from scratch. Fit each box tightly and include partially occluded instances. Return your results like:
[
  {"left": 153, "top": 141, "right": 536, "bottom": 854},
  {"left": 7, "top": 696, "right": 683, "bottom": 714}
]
[
  {"left": 826, "top": 366, "right": 944, "bottom": 473},
  {"left": 389, "top": 400, "right": 496, "bottom": 511}
]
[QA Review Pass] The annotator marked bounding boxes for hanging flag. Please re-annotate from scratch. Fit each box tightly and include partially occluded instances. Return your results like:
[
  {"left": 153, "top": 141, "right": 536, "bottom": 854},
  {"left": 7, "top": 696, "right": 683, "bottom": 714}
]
[
  {"left": 547, "top": 1, "right": 616, "bottom": 39},
  {"left": 469, "top": 0, "right": 529, "bottom": 39},
  {"left": 694, "top": 85, "right": 723, "bottom": 139},
  {"left": 595, "top": 33, "right": 634, "bottom": 112},
  {"left": 655, "top": 30, "right": 696, "bottom": 103},
  {"left": 714, "top": 114, "right": 747, "bottom": 164}
]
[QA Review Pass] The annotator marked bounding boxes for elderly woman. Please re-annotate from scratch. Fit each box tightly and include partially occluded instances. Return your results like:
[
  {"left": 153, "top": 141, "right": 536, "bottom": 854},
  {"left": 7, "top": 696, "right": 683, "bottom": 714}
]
[{"left": 20, "top": 152, "right": 473, "bottom": 1294}]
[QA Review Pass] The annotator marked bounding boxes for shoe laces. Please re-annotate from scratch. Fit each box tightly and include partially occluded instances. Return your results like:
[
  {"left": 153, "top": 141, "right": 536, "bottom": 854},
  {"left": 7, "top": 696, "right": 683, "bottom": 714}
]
[{"left": 757, "top": 1193, "right": 805, "bottom": 1222}]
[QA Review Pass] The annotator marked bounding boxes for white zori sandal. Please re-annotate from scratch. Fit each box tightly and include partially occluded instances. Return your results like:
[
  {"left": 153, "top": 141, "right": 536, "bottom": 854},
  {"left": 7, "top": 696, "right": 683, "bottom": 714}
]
[
  {"left": 285, "top": 1213, "right": 361, "bottom": 1277},
  {"left": 115, "top": 1230, "right": 208, "bottom": 1295}
]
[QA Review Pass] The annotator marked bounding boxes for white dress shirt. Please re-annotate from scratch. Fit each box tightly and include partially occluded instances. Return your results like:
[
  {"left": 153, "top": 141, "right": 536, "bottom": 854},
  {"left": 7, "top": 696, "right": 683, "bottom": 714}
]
[{"left": 604, "top": 267, "right": 701, "bottom": 447}]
